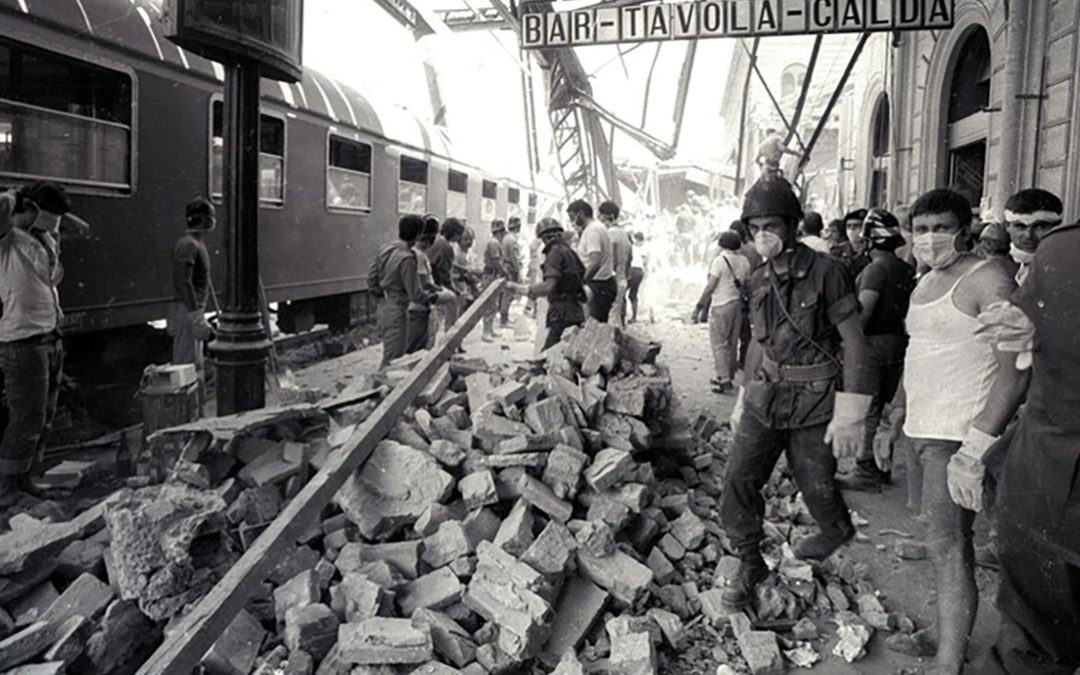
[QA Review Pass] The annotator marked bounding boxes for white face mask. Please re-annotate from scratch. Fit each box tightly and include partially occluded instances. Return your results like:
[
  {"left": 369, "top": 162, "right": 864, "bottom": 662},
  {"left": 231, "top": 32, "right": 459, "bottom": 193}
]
[
  {"left": 1009, "top": 243, "right": 1035, "bottom": 265},
  {"left": 912, "top": 232, "right": 961, "bottom": 269},
  {"left": 754, "top": 231, "right": 784, "bottom": 260}
]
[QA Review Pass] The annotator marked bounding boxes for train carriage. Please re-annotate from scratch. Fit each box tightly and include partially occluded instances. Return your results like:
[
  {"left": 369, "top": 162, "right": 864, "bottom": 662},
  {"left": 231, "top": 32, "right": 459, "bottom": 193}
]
[{"left": 0, "top": 0, "right": 557, "bottom": 352}]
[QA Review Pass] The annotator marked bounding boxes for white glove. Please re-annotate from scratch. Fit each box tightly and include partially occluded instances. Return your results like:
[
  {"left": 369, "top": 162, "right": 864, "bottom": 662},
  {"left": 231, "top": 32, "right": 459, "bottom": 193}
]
[
  {"left": 730, "top": 386, "right": 745, "bottom": 435},
  {"left": 584, "top": 284, "right": 594, "bottom": 304},
  {"left": 975, "top": 301, "right": 1035, "bottom": 370},
  {"left": 947, "top": 427, "right": 997, "bottom": 512},
  {"left": 824, "top": 392, "right": 873, "bottom": 459}
]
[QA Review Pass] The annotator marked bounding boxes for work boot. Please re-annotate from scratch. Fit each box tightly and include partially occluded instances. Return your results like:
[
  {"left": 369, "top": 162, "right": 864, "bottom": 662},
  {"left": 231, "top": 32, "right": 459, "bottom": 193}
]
[
  {"left": 794, "top": 524, "right": 855, "bottom": 562},
  {"left": 719, "top": 554, "right": 768, "bottom": 608},
  {"left": 0, "top": 477, "right": 22, "bottom": 508},
  {"left": 836, "top": 461, "right": 890, "bottom": 492}
]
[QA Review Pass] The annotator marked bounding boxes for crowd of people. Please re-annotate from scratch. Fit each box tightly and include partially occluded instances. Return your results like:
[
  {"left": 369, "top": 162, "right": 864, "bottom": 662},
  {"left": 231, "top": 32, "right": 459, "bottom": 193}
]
[
  {"left": 705, "top": 175, "right": 1077, "bottom": 675},
  {"left": 1, "top": 172, "right": 1075, "bottom": 673},
  {"left": 368, "top": 198, "right": 655, "bottom": 366}
]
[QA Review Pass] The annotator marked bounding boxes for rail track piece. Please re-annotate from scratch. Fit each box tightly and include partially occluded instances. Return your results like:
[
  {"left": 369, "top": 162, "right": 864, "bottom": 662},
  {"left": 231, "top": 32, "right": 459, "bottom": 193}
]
[{"left": 136, "top": 281, "right": 506, "bottom": 675}]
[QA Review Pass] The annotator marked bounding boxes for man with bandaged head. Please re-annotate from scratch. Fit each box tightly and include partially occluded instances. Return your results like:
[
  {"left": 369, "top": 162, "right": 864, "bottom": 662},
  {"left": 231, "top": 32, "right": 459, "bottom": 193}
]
[{"left": 1003, "top": 188, "right": 1062, "bottom": 286}]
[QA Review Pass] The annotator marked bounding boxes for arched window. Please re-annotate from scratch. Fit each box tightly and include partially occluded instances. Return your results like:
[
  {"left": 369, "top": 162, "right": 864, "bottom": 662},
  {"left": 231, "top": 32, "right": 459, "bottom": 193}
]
[
  {"left": 869, "top": 94, "right": 890, "bottom": 207},
  {"left": 945, "top": 28, "right": 991, "bottom": 207},
  {"left": 780, "top": 64, "right": 807, "bottom": 99}
]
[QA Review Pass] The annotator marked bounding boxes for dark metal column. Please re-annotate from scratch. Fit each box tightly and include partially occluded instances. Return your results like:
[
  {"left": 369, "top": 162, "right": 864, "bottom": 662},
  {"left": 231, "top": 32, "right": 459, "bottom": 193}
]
[{"left": 210, "top": 59, "right": 270, "bottom": 415}]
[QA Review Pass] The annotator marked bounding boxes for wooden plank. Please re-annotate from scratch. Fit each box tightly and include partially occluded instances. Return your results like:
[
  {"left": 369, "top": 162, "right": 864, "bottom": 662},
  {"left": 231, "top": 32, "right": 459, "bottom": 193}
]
[{"left": 137, "top": 281, "right": 505, "bottom": 675}]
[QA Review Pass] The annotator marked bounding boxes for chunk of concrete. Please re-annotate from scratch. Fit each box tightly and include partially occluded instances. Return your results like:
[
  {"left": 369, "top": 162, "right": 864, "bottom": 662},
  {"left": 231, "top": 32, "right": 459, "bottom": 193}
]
[
  {"left": 335, "top": 441, "right": 454, "bottom": 540},
  {"left": 338, "top": 618, "right": 433, "bottom": 665}
]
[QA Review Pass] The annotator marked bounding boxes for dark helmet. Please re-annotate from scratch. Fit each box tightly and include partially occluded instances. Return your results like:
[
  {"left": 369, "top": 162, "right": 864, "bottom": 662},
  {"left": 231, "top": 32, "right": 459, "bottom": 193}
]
[
  {"left": 741, "top": 177, "right": 803, "bottom": 224},
  {"left": 863, "top": 207, "right": 904, "bottom": 250},
  {"left": 535, "top": 217, "right": 563, "bottom": 237}
]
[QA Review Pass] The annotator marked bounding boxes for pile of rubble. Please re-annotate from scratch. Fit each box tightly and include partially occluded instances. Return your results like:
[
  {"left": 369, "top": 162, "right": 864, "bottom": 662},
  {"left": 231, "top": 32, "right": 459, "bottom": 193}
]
[{"left": 0, "top": 318, "right": 924, "bottom": 674}]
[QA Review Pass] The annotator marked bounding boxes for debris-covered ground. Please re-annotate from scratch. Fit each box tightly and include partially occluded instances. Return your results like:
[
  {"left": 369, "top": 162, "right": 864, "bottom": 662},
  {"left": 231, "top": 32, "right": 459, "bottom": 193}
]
[{"left": 0, "top": 270, "right": 1003, "bottom": 674}]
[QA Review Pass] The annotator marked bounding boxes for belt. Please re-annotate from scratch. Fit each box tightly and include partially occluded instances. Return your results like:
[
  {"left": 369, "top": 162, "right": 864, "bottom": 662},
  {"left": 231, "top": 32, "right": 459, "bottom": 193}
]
[
  {"left": 760, "top": 353, "right": 839, "bottom": 382},
  {"left": 0, "top": 329, "right": 62, "bottom": 347}
]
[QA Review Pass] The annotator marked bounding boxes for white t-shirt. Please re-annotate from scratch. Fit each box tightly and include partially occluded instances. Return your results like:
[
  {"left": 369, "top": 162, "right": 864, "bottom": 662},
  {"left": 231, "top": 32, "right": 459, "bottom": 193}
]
[
  {"left": 708, "top": 250, "right": 750, "bottom": 308},
  {"left": 577, "top": 220, "right": 614, "bottom": 281}
]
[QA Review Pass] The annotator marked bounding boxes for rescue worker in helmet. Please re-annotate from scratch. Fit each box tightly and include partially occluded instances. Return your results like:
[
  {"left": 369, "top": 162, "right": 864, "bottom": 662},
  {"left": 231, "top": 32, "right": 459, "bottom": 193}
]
[
  {"left": 719, "top": 177, "right": 874, "bottom": 608},
  {"left": 522, "top": 217, "right": 586, "bottom": 350},
  {"left": 837, "top": 208, "right": 915, "bottom": 491}
]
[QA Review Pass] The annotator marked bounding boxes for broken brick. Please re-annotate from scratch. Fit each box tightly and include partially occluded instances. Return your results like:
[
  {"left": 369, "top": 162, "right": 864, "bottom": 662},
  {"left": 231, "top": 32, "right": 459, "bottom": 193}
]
[
  {"left": 426, "top": 440, "right": 466, "bottom": 468},
  {"left": 540, "top": 576, "right": 608, "bottom": 667},
  {"left": 521, "top": 521, "right": 577, "bottom": 577},
  {"left": 495, "top": 434, "right": 557, "bottom": 455},
  {"left": 542, "top": 444, "right": 588, "bottom": 500},
  {"left": 202, "top": 610, "right": 264, "bottom": 675},
  {"left": 338, "top": 618, "right": 433, "bottom": 665},
  {"left": 576, "top": 549, "right": 653, "bottom": 605},
  {"left": 583, "top": 448, "right": 635, "bottom": 492},
  {"left": 422, "top": 521, "right": 472, "bottom": 569},
  {"left": 517, "top": 473, "right": 574, "bottom": 523},
  {"left": 669, "top": 510, "right": 706, "bottom": 550},
  {"left": 492, "top": 499, "right": 534, "bottom": 556},
  {"left": 334, "top": 441, "right": 454, "bottom": 540},
  {"left": 523, "top": 398, "right": 565, "bottom": 436},
  {"left": 397, "top": 568, "right": 464, "bottom": 616},
  {"left": 285, "top": 604, "right": 339, "bottom": 661},
  {"left": 411, "top": 608, "right": 476, "bottom": 668},
  {"left": 458, "top": 471, "right": 498, "bottom": 510}
]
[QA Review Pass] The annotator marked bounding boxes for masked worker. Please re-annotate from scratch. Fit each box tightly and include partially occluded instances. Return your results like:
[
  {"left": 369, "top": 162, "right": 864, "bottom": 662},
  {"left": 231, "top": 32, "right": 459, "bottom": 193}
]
[
  {"left": 838, "top": 208, "right": 915, "bottom": 491},
  {"left": 719, "top": 176, "right": 873, "bottom": 608},
  {"left": 481, "top": 220, "right": 509, "bottom": 342}
]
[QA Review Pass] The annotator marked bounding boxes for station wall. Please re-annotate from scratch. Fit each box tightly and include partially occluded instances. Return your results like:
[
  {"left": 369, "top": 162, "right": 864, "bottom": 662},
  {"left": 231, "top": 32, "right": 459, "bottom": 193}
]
[{"left": 849, "top": 0, "right": 1080, "bottom": 222}]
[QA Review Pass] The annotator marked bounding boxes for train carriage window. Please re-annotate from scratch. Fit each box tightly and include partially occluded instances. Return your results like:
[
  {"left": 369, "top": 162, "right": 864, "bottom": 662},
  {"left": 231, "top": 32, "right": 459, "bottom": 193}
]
[
  {"left": 211, "top": 101, "right": 286, "bottom": 205},
  {"left": 0, "top": 37, "right": 132, "bottom": 190},
  {"left": 527, "top": 193, "right": 538, "bottom": 224},
  {"left": 447, "top": 169, "right": 467, "bottom": 219},
  {"left": 398, "top": 156, "right": 428, "bottom": 215},
  {"left": 481, "top": 179, "right": 497, "bottom": 221},
  {"left": 507, "top": 187, "right": 523, "bottom": 220},
  {"left": 327, "top": 135, "right": 372, "bottom": 211}
]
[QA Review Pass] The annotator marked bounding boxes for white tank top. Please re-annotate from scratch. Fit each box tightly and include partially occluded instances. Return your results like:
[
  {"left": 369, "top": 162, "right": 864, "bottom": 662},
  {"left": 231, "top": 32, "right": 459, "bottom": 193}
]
[{"left": 903, "top": 261, "right": 998, "bottom": 442}]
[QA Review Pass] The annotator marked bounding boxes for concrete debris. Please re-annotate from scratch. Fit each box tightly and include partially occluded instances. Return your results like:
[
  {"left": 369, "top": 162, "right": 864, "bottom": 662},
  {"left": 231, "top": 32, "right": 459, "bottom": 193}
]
[
  {"left": 0, "top": 317, "right": 916, "bottom": 675},
  {"left": 334, "top": 441, "right": 454, "bottom": 540}
]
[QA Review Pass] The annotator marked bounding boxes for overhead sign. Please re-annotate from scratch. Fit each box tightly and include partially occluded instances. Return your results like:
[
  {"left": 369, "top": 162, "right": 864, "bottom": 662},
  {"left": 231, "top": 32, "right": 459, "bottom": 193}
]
[{"left": 520, "top": 0, "right": 955, "bottom": 49}]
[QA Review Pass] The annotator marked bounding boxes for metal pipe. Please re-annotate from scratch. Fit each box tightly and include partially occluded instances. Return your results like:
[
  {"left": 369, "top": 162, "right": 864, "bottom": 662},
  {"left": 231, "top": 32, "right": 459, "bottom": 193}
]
[
  {"left": 796, "top": 34, "right": 870, "bottom": 180},
  {"left": 734, "top": 37, "right": 759, "bottom": 195},
  {"left": 785, "top": 36, "right": 822, "bottom": 149},
  {"left": 995, "top": 0, "right": 1028, "bottom": 213}
]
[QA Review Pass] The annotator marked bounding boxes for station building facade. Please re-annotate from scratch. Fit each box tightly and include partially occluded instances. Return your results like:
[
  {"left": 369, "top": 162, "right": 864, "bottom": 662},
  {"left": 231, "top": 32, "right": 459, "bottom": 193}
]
[{"left": 849, "top": 0, "right": 1080, "bottom": 221}]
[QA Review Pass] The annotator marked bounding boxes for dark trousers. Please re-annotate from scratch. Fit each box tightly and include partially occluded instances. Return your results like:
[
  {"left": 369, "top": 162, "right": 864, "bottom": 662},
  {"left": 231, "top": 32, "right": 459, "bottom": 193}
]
[
  {"left": 543, "top": 317, "right": 583, "bottom": 351},
  {"left": 855, "top": 334, "right": 906, "bottom": 471},
  {"left": 983, "top": 520, "right": 1080, "bottom": 675},
  {"left": 720, "top": 410, "right": 852, "bottom": 555},
  {"left": 0, "top": 335, "right": 63, "bottom": 478},
  {"left": 405, "top": 308, "right": 430, "bottom": 355},
  {"left": 377, "top": 301, "right": 408, "bottom": 367},
  {"left": 586, "top": 277, "right": 617, "bottom": 322}
]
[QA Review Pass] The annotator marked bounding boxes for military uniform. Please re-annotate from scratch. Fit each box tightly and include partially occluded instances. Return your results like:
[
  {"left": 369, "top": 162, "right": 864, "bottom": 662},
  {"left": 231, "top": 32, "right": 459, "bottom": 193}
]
[
  {"left": 986, "top": 221, "right": 1080, "bottom": 674},
  {"left": 540, "top": 236, "right": 586, "bottom": 350},
  {"left": 721, "top": 243, "right": 859, "bottom": 556},
  {"left": 368, "top": 241, "right": 420, "bottom": 366}
]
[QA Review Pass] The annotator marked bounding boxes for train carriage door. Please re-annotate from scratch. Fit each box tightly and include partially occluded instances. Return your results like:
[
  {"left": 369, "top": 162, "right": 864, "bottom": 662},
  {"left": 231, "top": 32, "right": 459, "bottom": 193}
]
[
  {"left": 398, "top": 155, "right": 428, "bottom": 215},
  {"left": 481, "top": 179, "right": 497, "bottom": 223},
  {"left": 944, "top": 27, "right": 991, "bottom": 210},
  {"left": 447, "top": 169, "right": 468, "bottom": 219}
]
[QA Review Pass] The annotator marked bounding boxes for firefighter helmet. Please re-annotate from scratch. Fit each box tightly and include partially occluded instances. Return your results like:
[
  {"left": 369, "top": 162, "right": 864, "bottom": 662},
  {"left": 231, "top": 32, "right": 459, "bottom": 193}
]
[
  {"left": 741, "top": 176, "right": 803, "bottom": 224},
  {"left": 536, "top": 217, "right": 563, "bottom": 237}
]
